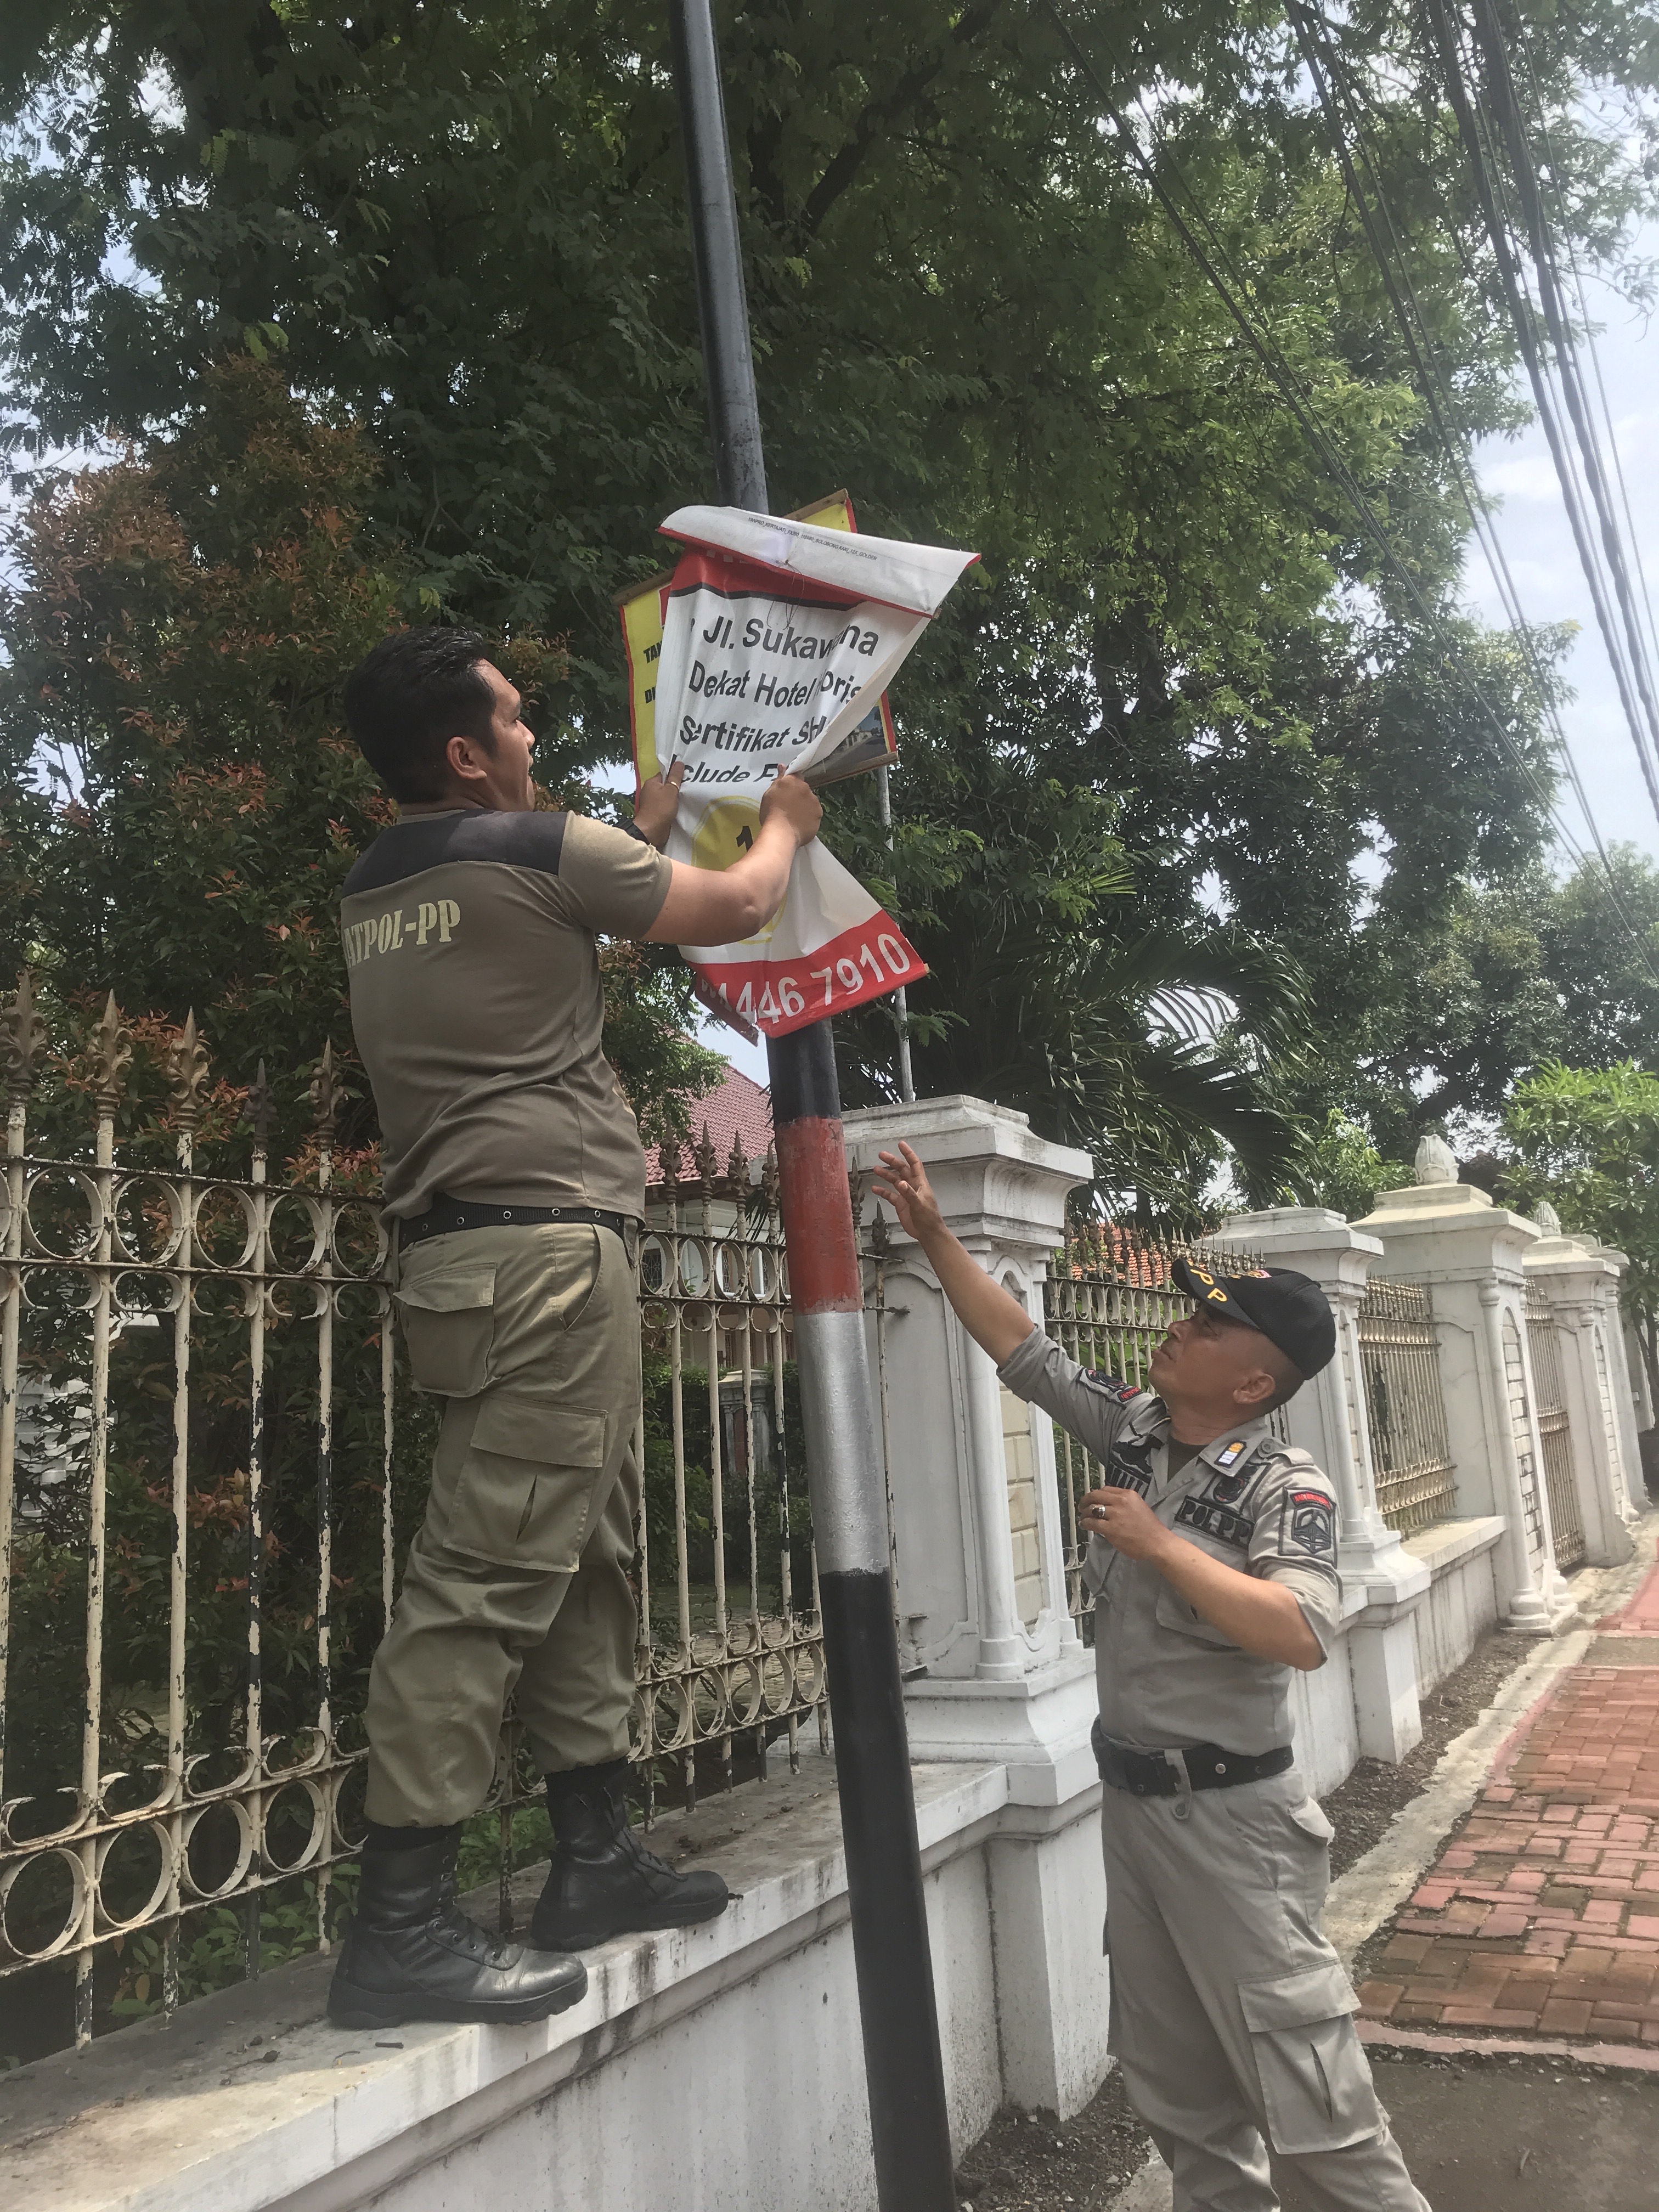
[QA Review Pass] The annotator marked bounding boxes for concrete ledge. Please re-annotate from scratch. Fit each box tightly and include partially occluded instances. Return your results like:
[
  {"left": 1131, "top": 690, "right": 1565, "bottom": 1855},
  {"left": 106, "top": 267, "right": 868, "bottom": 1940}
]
[
  {"left": 1402, "top": 1515, "right": 1506, "bottom": 1578},
  {"left": 0, "top": 1757, "right": 1009, "bottom": 2212}
]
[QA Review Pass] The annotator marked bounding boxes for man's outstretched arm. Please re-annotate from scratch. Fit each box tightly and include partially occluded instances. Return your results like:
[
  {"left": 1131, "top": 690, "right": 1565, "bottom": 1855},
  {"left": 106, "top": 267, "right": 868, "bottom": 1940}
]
[{"left": 869, "top": 1142, "right": 1036, "bottom": 1366}]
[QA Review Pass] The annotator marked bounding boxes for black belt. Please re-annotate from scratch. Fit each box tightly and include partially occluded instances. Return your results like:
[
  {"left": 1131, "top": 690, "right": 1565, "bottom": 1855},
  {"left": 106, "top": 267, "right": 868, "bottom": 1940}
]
[
  {"left": 399, "top": 1195, "right": 635, "bottom": 1248},
  {"left": 1092, "top": 1719, "right": 1293, "bottom": 1796}
]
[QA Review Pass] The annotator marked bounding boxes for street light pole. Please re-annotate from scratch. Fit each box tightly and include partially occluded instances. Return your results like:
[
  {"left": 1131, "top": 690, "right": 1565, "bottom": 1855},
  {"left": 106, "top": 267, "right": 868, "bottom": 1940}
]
[{"left": 667, "top": 7, "right": 955, "bottom": 2206}]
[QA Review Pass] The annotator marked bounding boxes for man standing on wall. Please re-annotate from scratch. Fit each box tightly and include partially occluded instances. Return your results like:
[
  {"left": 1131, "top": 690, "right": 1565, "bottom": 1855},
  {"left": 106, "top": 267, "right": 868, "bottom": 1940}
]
[
  {"left": 870, "top": 1142, "right": 1432, "bottom": 2212},
  {"left": 328, "top": 627, "right": 821, "bottom": 2029}
]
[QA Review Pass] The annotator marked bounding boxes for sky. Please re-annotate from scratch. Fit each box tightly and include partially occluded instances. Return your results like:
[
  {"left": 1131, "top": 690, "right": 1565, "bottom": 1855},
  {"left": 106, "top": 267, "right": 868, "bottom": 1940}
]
[{"left": 1465, "top": 224, "right": 1659, "bottom": 870}]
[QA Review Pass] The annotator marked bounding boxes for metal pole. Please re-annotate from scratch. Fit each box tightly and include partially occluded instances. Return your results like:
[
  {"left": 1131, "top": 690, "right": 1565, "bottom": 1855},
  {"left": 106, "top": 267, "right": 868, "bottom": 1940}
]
[
  {"left": 667, "top": 8, "right": 953, "bottom": 2205},
  {"left": 875, "top": 764, "right": 915, "bottom": 1102}
]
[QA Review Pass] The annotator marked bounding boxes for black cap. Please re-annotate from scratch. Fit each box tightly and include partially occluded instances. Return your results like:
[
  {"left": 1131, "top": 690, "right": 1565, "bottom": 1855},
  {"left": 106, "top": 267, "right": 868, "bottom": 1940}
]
[{"left": 1170, "top": 1257, "right": 1336, "bottom": 1380}]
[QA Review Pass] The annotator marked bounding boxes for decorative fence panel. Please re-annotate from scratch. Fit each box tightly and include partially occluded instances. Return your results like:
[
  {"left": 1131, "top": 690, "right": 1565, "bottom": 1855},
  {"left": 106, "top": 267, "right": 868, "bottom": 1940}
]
[
  {"left": 1525, "top": 1290, "right": 1585, "bottom": 1572},
  {"left": 1042, "top": 1222, "right": 1279, "bottom": 1626},
  {"left": 1355, "top": 1280, "right": 1458, "bottom": 1535},
  {"left": 0, "top": 979, "right": 830, "bottom": 2067}
]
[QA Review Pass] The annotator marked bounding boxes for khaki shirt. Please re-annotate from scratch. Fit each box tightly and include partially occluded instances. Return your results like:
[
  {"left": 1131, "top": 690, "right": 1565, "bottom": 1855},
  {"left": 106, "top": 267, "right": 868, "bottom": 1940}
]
[
  {"left": 340, "top": 809, "right": 672, "bottom": 1220},
  {"left": 998, "top": 1329, "right": 1342, "bottom": 1756}
]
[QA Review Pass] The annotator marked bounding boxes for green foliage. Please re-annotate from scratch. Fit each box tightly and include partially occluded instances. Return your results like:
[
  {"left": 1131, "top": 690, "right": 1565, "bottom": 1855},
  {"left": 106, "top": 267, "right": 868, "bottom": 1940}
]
[
  {"left": 0, "top": 359, "right": 719, "bottom": 1154},
  {"left": 1501, "top": 1063, "right": 1659, "bottom": 1336},
  {"left": 4, "top": 3, "right": 1654, "bottom": 1187},
  {"left": 1286, "top": 1109, "right": 1413, "bottom": 1221}
]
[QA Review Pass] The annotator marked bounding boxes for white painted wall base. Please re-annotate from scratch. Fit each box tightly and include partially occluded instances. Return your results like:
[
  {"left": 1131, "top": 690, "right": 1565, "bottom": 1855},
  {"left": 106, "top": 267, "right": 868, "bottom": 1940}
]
[
  {"left": 0, "top": 1756, "right": 1111, "bottom": 2212},
  {"left": 1403, "top": 1516, "right": 1506, "bottom": 1694}
]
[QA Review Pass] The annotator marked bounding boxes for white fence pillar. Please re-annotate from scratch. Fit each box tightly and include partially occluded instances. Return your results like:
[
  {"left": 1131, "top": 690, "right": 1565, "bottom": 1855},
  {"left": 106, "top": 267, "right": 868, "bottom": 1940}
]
[
  {"left": 842, "top": 1097, "right": 1098, "bottom": 1773},
  {"left": 1524, "top": 1226, "right": 1639, "bottom": 1561},
  {"left": 1353, "top": 1173, "right": 1575, "bottom": 1633},
  {"left": 1596, "top": 1247, "right": 1651, "bottom": 1500},
  {"left": 1206, "top": 1207, "right": 1428, "bottom": 1762},
  {"left": 843, "top": 1095, "right": 1110, "bottom": 2118}
]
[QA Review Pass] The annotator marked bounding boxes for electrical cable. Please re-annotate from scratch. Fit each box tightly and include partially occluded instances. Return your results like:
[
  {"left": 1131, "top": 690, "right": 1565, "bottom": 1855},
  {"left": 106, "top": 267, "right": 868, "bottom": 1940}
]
[
  {"left": 1516, "top": 48, "right": 1659, "bottom": 696},
  {"left": 1468, "top": 0, "right": 1659, "bottom": 789},
  {"left": 1429, "top": 0, "right": 1659, "bottom": 823},
  {"left": 1041, "top": 0, "right": 1659, "bottom": 986},
  {"left": 1286, "top": 4, "right": 1637, "bottom": 910}
]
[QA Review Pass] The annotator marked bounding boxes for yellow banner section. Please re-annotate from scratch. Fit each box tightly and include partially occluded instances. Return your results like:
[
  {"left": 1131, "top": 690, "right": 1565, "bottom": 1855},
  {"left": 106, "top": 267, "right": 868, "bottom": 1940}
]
[{"left": 617, "top": 490, "right": 897, "bottom": 787}]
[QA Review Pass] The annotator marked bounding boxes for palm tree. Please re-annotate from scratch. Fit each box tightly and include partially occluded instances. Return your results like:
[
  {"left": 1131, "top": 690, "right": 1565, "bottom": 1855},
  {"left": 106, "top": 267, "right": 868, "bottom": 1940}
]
[{"left": 833, "top": 752, "right": 1308, "bottom": 1216}]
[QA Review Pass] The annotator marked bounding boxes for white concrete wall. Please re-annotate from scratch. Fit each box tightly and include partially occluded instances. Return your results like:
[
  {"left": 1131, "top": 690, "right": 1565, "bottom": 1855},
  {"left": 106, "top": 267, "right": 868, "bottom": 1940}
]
[
  {"left": 0, "top": 1759, "right": 1111, "bottom": 2212},
  {"left": 1404, "top": 1519, "right": 1505, "bottom": 1694}
]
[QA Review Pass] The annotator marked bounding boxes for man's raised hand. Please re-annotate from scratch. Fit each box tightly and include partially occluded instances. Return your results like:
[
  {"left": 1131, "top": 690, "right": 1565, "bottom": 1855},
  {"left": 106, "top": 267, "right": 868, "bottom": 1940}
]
[
  {"left": 870, "top": 1142, "right": 946, "bottom": 1245},
  {"left": 631, "top": 759, "right": 686, "bottom": 850}
]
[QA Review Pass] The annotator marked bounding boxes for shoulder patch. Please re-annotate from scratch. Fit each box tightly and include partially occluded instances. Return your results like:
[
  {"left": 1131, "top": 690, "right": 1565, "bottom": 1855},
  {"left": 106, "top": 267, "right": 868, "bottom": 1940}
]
[
  {"left": 1104, "top": 1434, "right": 1156, "bottom": 1497},
  {"left": 1085, "top": 1369, "right": 1144, "bottom": 1406},
  {"left": 1283, "top": 1489, "right": 1336, "bottom": 1558}
]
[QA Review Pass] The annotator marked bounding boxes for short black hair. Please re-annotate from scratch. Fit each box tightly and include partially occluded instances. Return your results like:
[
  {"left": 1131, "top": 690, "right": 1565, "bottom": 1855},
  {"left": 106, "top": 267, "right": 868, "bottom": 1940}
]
[
  {"left": 342, "top": 628, "right": 497, "bottom": 803},
  {"left": 1204, "top": 1305, "right": 1305, "bottom": 1412}
]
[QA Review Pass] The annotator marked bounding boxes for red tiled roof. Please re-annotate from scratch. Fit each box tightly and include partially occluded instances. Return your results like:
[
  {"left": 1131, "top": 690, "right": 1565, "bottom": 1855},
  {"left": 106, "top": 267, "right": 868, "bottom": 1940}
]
[{"left": 644, "top": 1064, "right": 774, "bottom": 1184}]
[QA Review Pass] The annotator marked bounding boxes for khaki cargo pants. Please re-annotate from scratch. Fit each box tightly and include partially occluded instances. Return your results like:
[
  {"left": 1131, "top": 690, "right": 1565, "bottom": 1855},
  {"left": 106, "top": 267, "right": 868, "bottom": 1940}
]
[
  {"left": 1103, "top": 1767, "right": 1431, "bottom": 2212},
  {"left": 364, "top": 1221, "right": 642, "bottom": 1829}
]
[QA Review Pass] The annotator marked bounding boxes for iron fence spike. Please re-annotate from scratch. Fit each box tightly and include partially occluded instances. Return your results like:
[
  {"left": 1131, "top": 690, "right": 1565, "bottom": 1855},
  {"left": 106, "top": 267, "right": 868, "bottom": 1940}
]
[
  {"left": 91, "top": 991, "right": 133, "bottom": 1118},
  {"left": 2, "top": 968, "right": 46, "bottom": 1104}
]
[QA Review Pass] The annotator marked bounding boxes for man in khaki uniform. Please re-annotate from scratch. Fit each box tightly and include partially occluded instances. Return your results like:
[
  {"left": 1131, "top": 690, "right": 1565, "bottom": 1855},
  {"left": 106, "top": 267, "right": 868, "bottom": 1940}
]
[
  {"left": 327, "top": 626, "right": 820, "bottom": 2029},
  {"left": 870, "top": 1143, "right": 1432, "bottom": 2212}
]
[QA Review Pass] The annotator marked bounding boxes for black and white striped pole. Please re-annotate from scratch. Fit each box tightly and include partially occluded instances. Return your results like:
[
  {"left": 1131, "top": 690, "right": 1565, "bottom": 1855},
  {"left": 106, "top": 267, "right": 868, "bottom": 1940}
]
[{"left": 666, "top": 7, "right": 955, "bottom": 2206}]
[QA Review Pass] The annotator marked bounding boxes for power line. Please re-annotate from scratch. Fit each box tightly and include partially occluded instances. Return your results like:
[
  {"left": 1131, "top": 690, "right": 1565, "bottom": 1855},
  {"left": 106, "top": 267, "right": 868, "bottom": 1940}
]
[
  {"left": 1285, "top": 4, "right": 1637, "bottom": 910},
  {"left": 1425, "top": 0, "right": 1659, "bottom": 825},
  {"left": 1041, "top": 1, "right": 1659, "bottom": 992}
]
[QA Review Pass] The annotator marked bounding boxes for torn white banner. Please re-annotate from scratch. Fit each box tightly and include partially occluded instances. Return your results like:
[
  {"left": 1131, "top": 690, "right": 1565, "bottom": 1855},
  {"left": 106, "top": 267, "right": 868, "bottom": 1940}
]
[{"left": 646, "top": 507, "right": 976, "bottom": 1039}]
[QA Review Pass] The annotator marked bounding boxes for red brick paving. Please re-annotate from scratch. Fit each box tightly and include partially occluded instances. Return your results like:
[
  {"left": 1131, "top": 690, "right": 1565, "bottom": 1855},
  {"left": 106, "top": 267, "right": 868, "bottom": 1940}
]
[{"left": 1357, "top": 1564, "right": 1659, "bottom": 2045}]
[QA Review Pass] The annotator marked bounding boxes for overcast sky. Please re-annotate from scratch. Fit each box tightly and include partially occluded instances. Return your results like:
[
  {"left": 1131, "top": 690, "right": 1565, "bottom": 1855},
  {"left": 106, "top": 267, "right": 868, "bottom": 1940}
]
[{"left": 1466, "top": 227, "right": 1659, "bottom": 870}]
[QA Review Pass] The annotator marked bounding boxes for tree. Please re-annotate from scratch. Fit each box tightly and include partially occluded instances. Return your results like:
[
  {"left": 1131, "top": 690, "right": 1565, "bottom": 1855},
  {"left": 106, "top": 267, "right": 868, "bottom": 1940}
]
[
  {"left": 0, "top": 359, "right": 720, "bottom": 1157},
  {"left": 828, "top": 753, "right": 1310, "bottom": 1209},
  {"left": 3, "top": 2, "right": 1654, "bottom": 1184},
  {"left": 1500, "top": 1061, "right": 1659, "bottom": 1404}
]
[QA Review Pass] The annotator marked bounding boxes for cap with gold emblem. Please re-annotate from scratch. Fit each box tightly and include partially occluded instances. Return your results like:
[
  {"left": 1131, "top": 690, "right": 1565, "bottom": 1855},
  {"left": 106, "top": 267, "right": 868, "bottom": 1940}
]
[{"left": 1170, "top": 1258, "right": 1336, "bottom": 1380}]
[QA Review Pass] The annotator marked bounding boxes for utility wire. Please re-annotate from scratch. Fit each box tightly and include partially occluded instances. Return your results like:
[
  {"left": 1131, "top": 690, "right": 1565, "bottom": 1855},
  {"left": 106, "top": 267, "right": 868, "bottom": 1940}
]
[
  {"left": 1426, "top": 0, "right": 1659, "bottom": 823},
  {"left": 1469, "top": 0, "right": 1659, "bottom": 792},
  {"left": 1042, "top": 2, "right": 1641, "bottom": 933},
  {"left": 1285, "top": 3, "right": 1635, "bottom": 905},
  {"left": 1518, "top": 48, "right": 1659, "bottom": 695}
]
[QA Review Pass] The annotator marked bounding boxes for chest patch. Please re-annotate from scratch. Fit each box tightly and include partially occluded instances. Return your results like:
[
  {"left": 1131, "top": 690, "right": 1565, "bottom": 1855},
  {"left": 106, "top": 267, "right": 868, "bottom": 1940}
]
[
  {"left": 1176, "top": 1496, "right": 1254, "bottom": 1549},
  {"left": 1204, "top": 1468, "right": 1249, "bottom": 1504},
  {"left": 1285, "top": 1490, "right": 1335, "bottom": 1558},
  {"left": 1104, "top": 1435, "right": 1156, "bottom": 1497}
]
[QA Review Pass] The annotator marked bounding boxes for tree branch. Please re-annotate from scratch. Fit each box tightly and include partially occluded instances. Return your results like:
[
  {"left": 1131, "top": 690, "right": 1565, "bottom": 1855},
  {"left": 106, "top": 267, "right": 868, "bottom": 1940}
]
[{"left": 798, "top": 1, "right": 1006, "bottom": 238}]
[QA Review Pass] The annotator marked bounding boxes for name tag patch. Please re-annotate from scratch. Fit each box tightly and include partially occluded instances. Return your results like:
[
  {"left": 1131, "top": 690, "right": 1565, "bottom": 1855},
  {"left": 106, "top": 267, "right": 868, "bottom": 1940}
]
[
  {"left": 1176, "top": 1496, "right": 1253, "bottom": 1549},
  {"left": 1286, "top": 1491, "right": 1335, "bottom": 1557}
]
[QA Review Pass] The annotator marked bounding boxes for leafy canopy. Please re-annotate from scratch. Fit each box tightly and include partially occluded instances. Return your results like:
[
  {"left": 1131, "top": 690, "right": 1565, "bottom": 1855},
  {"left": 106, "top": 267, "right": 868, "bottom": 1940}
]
[{"left": 2, "top": 3, "right": 1657, "bottom": 1189}]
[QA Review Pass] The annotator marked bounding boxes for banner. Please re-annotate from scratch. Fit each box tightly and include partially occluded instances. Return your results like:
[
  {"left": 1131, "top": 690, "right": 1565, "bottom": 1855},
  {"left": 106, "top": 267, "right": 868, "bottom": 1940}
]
[
  {"left": 620, "top": 492, "right": 897, "bottom": 793},
  {"left": 619, "top": 500, "right": 976, "bottom": 1040}
]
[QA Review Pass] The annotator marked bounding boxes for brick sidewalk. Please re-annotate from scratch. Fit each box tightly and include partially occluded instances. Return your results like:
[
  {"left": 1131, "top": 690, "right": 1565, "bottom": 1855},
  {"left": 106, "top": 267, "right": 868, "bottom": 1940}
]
[{"left": 1357, "top": 1569, "right": 1659, "bottom": 2047}]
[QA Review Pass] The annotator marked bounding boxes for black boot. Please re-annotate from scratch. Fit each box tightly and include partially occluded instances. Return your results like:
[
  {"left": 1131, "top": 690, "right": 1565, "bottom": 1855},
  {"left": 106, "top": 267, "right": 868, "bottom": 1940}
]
[
  {"left": 329, "top": 1835, "right": 588, "bottom": 2028},
  {"left": 531, "top": 1762, "right": 731, "bottom": 1951}
]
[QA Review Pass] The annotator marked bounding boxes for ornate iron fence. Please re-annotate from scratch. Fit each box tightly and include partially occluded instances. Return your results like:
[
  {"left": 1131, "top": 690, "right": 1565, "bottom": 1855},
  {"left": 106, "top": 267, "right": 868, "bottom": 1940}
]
[
  {"left": 1355, "top": 1279, "right": 1458, "bottom": 1535},
  {"left": 1041, "top": 1222, "right": 1282, "bottom": 1623},
  {"left": 1525, "top": 1289, "right": 1585, "bottom": 1571},
  {"left": 0, "top": 978, "right": 830, "bottom": 2063}
]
